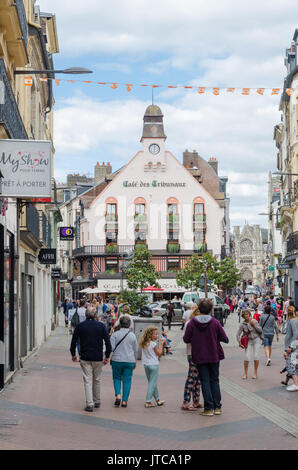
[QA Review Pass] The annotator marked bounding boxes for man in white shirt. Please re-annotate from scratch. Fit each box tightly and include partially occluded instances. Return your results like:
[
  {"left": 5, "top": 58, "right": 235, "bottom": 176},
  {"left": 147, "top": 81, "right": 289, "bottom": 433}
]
[{"left": 181, "top": 303, "right": 194, "bottom": 330}]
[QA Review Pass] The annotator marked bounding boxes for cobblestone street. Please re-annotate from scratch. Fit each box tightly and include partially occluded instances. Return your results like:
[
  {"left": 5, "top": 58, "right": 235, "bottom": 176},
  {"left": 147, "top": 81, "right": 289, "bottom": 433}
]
[{"left": 0, "top": 311, "right": 297, "bottom": 450}]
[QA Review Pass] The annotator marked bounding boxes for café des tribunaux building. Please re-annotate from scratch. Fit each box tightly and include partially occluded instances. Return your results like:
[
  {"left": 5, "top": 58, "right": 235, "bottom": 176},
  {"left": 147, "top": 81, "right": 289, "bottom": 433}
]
[{"left": 73, "top": 105, "right": 229, "bottom": 299}]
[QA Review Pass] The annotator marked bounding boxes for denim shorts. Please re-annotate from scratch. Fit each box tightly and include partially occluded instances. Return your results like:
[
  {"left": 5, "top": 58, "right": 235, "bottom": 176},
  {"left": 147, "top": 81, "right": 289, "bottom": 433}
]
[{"left": 263, "top": 334, "right": 274, "bottom": 347}]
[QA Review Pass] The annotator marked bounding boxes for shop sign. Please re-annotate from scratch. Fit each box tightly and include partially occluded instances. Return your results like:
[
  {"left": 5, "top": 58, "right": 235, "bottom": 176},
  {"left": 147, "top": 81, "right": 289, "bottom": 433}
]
[
  {"left": 277, "top": 263, "right": 291, "bottom": 270},
  {"left": 123, "top": 180, "right": 187, "bottom": 188},
  {"left": 60, "top": 227, "right": 75, "bottom": 241},
  {"left": 51, "top": 268, "right": 61, "bottom": 280},
  {"left": 38, "top": 249, "right": 57, "bottom": 265},
  {"left": 0, "top": 140, "right": 52, "bottom": 198}
]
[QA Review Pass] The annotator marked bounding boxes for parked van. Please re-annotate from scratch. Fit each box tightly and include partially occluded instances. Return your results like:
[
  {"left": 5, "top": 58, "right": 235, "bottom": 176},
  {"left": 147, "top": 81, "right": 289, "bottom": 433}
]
[{"left": 181, "top": 291, "right": 230, "bottom": 325}]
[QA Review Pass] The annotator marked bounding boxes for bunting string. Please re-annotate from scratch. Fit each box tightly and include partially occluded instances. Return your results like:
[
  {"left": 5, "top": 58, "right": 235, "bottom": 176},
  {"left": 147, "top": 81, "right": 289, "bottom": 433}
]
[{"left": 23, "top": 76, "right": 295, "bottom": 96}]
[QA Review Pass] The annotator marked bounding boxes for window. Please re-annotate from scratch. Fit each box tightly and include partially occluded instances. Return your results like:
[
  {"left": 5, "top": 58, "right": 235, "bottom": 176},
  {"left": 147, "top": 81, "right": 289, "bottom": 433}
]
[
  {"left": 167, "top": 257, "right": 180, "bottom": 272},
  {"left": 106, "top": 232, "right": 117, "bottom": 244},
  {"left": 135, "top": 204, "right": 145, "bottom": 215},
  {"left": 105, "top": 258, "right": 118, "bottom": 273},
  {"left": 135, "top": 232, "right": 146, "bottom": 242},
  {"left": 168, "top": 231, "right": 179, "bottom": 241},
  {"left": 106, "top": 204, "right": 117, "bottom": 215},
  {"left": 194, "top": 203, "right": 204, "bottom": 215},
  {"left": 168, "top": 204, "right": 178, "bottom": 214},
  {"left": 194, "top": 232, "right": 205, "bottom": 242}
]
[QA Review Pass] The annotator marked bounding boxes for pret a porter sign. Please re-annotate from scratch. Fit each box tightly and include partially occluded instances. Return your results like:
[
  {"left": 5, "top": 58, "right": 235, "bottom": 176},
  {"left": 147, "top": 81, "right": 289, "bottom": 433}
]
[{"left": 0, "top": 140, "right": 52, "bottom": 198}]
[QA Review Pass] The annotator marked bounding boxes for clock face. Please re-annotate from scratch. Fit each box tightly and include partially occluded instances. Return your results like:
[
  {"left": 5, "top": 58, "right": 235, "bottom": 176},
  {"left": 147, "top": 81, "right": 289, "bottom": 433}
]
[{"left": 149, "top": 143, "right": 160, "bottom": 155}]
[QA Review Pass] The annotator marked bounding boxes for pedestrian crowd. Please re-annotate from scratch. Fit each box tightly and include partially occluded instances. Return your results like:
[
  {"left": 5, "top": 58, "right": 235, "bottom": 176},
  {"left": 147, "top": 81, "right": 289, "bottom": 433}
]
[{"left": 65, "top": 292, "right": 298, "bottom": 415}]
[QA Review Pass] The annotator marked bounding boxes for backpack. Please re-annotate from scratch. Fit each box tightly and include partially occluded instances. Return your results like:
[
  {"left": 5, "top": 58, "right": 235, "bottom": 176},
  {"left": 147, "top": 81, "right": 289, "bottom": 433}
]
[{"left": 71, "top": 310, "right": 80, "bottom": 327}]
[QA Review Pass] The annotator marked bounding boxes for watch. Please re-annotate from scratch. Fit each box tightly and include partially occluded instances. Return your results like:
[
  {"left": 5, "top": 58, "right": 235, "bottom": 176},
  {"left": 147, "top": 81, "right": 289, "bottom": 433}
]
[{"left": 149, "top": 143, "right": 160, "bottom": 155}]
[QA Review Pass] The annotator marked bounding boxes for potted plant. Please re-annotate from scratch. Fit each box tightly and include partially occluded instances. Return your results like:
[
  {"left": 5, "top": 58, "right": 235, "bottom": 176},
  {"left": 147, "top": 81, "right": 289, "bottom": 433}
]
[{"left": 106, "top": 243, "right": 117, "bottom": 253}]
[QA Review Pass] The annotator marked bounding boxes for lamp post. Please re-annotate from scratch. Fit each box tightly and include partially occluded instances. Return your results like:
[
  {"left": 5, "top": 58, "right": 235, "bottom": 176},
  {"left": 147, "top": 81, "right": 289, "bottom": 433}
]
[{"left": 14, "top": 67, "right": 93, "bottom": 75}]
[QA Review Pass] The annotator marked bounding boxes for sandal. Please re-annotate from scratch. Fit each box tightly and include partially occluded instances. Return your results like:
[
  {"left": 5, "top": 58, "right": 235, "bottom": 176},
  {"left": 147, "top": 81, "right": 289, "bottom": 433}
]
[
  {"left": 156, "top": 400, "right": 165, "bottom": 406},
  {"left": 193, "top": 403, "right": 203, "bottom": 408},
  {"left": 181, "top": 404, "right": 196, "bottom": 411},
  {"left": 145, "top": 402, "right": 156, "bottom": 408}
]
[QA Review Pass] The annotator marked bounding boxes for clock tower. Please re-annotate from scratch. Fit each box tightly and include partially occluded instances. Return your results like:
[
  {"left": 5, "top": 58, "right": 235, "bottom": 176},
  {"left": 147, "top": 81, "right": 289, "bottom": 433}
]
[{"left": 141, "top": 105, "right": 167, "bottom": 169}]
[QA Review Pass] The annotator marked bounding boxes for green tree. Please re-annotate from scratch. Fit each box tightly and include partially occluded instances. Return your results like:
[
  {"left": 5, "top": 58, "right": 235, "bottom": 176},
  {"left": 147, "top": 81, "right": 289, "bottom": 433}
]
[
  {"left": 176, "top": 252, "right": 219, "bottom": 296},
  {"left": 126, "top": 246, "right": 161, "bottom": 292},
  {"left": 117, "top": 289, "right": 147, "bottom": 313},
  {"left": 213, "top": 257, "right": 241, "bottom": 296}
]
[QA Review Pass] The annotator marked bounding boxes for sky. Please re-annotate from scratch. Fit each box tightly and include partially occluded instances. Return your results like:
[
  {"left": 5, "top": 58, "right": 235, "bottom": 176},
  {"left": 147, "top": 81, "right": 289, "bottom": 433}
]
[{"left": 39, "top": 0, "right": 297, "bottom": 228}]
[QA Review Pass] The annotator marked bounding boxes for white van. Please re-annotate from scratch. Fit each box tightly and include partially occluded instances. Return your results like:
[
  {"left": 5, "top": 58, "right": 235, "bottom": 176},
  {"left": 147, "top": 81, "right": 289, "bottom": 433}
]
[{"left": 181, "top": 291, "right": 230, "bottom": 324}]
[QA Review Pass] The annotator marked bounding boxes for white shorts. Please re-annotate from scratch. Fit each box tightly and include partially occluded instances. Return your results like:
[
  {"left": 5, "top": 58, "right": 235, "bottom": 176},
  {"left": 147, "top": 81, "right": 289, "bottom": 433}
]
[{"left": 245, "top": 338, "right": 262, "bottom": 362}]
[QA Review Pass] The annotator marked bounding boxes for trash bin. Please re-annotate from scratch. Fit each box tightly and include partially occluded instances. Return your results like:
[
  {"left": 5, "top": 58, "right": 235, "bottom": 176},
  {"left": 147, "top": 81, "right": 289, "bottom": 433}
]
[{"left": 132, "top": 316, "right": 163, "bottom": 360}]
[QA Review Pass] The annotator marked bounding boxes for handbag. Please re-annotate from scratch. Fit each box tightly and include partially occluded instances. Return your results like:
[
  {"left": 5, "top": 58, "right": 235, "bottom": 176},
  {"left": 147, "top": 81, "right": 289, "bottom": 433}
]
[
  {"left": 240, "top": 332, "right": 249, "bottom": 349},
  {"left": 281, "top": 321, "right": 288, "bottom": 335},
  {"left": 110, "top": 331, "right": 130, "bottom": 365}
]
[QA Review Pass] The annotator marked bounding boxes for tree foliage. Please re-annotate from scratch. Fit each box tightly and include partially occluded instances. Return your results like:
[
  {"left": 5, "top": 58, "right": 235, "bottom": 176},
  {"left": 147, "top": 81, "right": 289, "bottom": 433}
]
[
  {"left": 213, "top": 257, "right": 241, "bottom": 293},
  {"left": 117, "top": 289, "right": 147, "bottom": 313},
  {"left": 176, "top": 253, "right": 219, "bottom": 292},
  {"left": 126, "top": 246, "right": 161, "bottom": 291}
]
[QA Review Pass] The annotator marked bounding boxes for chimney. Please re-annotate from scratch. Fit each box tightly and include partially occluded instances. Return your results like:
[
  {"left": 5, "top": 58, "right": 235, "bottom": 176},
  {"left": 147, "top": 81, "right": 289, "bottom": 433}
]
[
  {"left": 208, "top": 157, "right": 218, "bottom": 175},
  {"left": 183, "top": 149, "right": 199, "bottom": 168}
]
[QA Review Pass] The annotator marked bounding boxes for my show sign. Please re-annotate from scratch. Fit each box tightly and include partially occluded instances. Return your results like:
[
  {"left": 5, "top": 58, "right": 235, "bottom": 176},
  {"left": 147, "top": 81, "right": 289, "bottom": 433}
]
[
  {"left": 123, "top": 180, "right": 187, "bottom": 188},
  {"left": 0, "top": 140, "right": 52, "bottom": 198}
]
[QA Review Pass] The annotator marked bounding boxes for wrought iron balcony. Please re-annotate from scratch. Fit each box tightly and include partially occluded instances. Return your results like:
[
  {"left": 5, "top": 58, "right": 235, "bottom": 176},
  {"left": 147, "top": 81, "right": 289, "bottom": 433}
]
[
  {"left": 0, "top": 58, "right": 28, "bottom": 139},
  {"left": 72, "top": 245, "right": 135, "bottom": 257},
  {"left": 15, "top": 0, "right": 28, "bottom": 49},
  {"left": 287, "top": 231, "right": 298, "bottom": 255}
]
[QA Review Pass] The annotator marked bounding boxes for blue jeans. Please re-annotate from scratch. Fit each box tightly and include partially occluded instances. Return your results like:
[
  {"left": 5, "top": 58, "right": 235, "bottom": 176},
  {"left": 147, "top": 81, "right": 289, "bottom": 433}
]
[
  {"left": 144, "top": 365, "right": 159, "bottom": 402},
  {"left": 263, "top": 334, "right": 274, "bottom": 347},
  {"left": 111, "top": 362, "right": 135, "bottom": 402},
  {"left": 196, "top": 362, "right": 221, "bottom": 411}
]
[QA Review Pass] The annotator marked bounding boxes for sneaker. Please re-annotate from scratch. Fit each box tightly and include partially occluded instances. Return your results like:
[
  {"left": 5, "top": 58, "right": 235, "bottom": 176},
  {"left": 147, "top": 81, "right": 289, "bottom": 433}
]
[
  {"left": 84, "top": 406, "right": 94, "bottom": 412},
  {"left": 199, "top": 409, "right": 214, "bottom": 417},
  {"left": 94, "top": 403, "right": 100, "bottom": 408},
  {"left": 286, "top": 384, "right": 298, "bottom": 392},
  {"left": 214, "top": 408, "right": 222, "bottom": 415},
  {"left": 266, "top": 358, "right": 271, "bottom": 366}
]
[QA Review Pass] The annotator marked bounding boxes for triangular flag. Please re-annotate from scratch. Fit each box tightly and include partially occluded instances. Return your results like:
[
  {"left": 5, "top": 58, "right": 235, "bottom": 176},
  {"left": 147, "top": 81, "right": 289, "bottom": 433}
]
[
  {"left": 55, "top": 79, "right": 61, "bottom": 86},
  {"left": 227, "top": 88, "right": 235, "bottom": 93},
  {"left": 24, "top": 77, "right": 33, "bottom": 86},
  {"left": 286, "top": 88, "right": 294, "bottom": 96},
  {"left": 271, "top": 88, "right": 280, "bottom": 95},
  {"left": 241, "top": 88, "right": 250, "bottom": 95},
  {"left": 126, "top": 84, "right": 133, "bottom": 92},
  {"left": 256, "top": 88, "right": 265, "bottom": 95},
  {"left": 110, "top": 83, "right": 118, "bottom": 89},
  {"left": 198, "top": 87, "right": 206, "bottom": 94},
  {"left": 213, "top": 88, "right": 220, "bottom": 95}
]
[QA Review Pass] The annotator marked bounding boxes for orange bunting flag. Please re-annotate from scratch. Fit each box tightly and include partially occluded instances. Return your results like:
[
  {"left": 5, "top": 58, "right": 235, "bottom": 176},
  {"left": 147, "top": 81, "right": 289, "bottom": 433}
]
[
  {"left": 126, "top": 84, "right": 133, "bottom": 92},
  {"left": 256, "top": 88, "right": 265, "bottom": 95},
  {"left": 140, "top": 84, "right": 149, "bottom": 87},
  {"left": 97, "top": 82, "right": 107, "bottom": 85},
  {"left": 110, "top": 83, "right": 118, "bottom": 89},
  {"left": 286, "top": 88, "right": 294, "bottom": 96},
  {"left": 227, "top": 88, "right": 235, "bottom": 93},
  {"left": 184, "top": 86, "right": 193, "bottom": 89},
  {"left": 213, "top": 88, "right": 220, "bottom": 95},
  {"left": 83, "top": 81, "right": 92, "bottom": 84},
  {"left": 241, "top": 88, "right": 250, "bottom": 95},
  {"left": 271, "top": 88, "right": 280, "bottom": 95},
  {"left": 24, "top": 77, "right": 33, "bottom": 87},
  {"left": 67, "top": 80, "right": 75, "bottom": 83},
  {"left": 168, "top": 86, "right": 178, "bottom": 88},
  {"left": 152, "top": 85, "right": 160, "bottom": 88},
  {"left": 55, "top": 79, "right": 61, "bottom": 86},
  {"left": 198, "top": 87, "right": 206, "bottom": 94}
]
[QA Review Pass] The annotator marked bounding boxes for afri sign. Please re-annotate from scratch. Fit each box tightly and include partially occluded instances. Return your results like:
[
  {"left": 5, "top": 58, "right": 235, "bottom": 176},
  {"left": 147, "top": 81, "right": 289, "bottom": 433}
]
[
  {"left": 0, "top": 140, "right": 52, "bottom": 198},
  {"left": 38, "top": 249, "right": 57, "bottom": 265}
]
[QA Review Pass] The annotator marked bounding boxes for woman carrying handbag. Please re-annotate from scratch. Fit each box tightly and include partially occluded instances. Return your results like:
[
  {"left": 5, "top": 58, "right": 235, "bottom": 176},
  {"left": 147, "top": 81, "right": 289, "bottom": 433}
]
[{"left": 236, "top": 310, "right": 264, "bottom": 380}]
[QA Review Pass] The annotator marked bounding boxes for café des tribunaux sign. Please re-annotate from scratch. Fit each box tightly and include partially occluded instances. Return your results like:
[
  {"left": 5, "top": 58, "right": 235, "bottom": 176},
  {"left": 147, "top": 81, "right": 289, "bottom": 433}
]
[{"left": 0, "top": 140, "right": 52, "bottom": 198}]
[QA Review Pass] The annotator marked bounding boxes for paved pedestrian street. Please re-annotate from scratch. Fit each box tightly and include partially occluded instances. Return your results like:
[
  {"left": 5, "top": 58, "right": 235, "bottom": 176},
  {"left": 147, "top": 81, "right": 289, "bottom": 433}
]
[{"left": 0, "top": 312, "right": 297, "bottom": 451}]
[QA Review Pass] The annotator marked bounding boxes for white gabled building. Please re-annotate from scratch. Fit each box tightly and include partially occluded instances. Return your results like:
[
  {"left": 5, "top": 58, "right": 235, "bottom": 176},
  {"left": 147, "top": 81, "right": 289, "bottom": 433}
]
[{"left": 70, "top": 105, "right": 227, "bottom": 298}]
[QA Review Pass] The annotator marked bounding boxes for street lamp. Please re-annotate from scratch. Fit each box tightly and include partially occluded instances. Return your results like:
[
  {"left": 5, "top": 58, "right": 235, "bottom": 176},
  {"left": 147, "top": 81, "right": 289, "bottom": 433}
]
[{"left": 14, "top": 67, "right": 93, "bottom": 75}]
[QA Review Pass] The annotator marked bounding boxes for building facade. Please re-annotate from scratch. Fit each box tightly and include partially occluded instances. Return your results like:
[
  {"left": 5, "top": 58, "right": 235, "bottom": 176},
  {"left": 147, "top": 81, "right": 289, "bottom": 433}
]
[
  {"left": 0, "top": 0, "right": 60, "bottom": 389},
  {"left": 273, "top": 29, "right": 298, "bottom": 306},
  {"left": 67, "top": 105, "right": 228, "bottom": 299},
  {"left": 231, "top": 224, "right": 269, "bottom": 292}
]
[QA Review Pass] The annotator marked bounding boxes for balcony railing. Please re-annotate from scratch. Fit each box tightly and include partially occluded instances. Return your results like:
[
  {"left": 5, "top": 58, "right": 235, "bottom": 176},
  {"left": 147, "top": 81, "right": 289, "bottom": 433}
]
[
  {"left": 287, "top": 232, "right": 298, "bottom": 255},
  {"left": 73, "top": 245, "right": 135, "bottom": 257},
  {"left": 0, "top": 59, "right": 28, "bottom": 139},
  {"left": 15, "top": 0, "right": 28, "bottom": 49}
]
